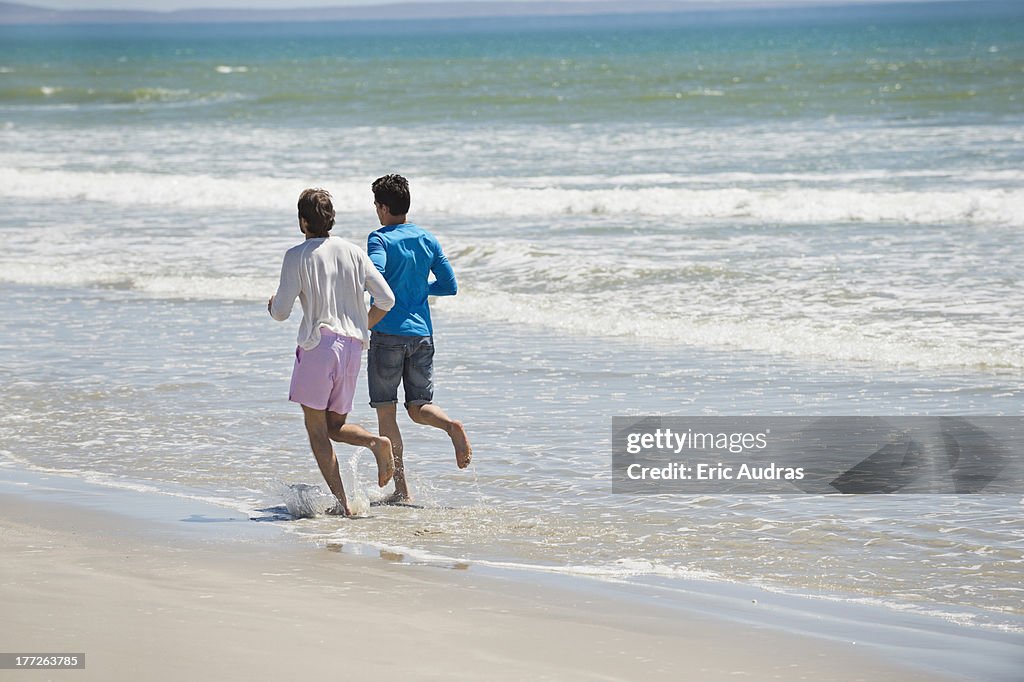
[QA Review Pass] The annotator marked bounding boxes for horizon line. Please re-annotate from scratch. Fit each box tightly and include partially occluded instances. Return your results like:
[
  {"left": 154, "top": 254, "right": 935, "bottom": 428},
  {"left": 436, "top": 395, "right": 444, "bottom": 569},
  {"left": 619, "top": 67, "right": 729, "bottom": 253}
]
[{"left": 0, "top": 0, "right": 986, "bottom": 26}]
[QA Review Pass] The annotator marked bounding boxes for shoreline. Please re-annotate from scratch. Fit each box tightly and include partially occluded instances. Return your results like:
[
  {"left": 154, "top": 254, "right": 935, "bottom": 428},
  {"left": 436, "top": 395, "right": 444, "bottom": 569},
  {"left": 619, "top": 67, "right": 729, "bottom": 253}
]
[
  {"left": 2, "top": 463, "right": 1021, "bottom": 681},
  {"left": 3, "top": 7, "right": 1023, "bottom": 680}
]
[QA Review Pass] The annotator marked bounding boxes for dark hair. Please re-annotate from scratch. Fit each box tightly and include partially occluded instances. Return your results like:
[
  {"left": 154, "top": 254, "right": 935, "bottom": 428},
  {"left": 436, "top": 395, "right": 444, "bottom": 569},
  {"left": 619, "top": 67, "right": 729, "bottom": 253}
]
[
  {"left": 297, "top": 188, "right": 335, "bottom": 237},
  {"left": 372, "top": 174, "right": 411, "bottom": 216}
]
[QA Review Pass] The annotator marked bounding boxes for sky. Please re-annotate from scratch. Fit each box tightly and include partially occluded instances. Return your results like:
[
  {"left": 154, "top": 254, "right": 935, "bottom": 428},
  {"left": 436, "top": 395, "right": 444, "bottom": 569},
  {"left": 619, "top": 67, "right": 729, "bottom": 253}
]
[
  {"left": 31, "top": 0, "right": 565, "bottom": 9},
  {"left": 24, "top": 0, "right": 952, "bottom": 13}
]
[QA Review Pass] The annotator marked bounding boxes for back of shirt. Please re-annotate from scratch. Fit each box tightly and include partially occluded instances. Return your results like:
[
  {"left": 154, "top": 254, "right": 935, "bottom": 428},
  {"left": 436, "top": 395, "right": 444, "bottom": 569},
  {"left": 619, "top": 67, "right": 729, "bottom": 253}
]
[
  {"left": 367, "top": 223, "right": 457, "bottom": 337},
  {"left": 271, "top": 236, "right": 395, "bottom": 349}
]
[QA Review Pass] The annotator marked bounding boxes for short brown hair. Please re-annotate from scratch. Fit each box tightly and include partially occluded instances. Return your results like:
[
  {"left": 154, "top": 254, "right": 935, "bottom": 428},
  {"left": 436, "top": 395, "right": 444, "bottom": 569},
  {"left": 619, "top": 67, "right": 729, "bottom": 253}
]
[
  {"left": 297, "top": 188, "right": 335, "bottom": 237},
  {"left": 372, "top": 174, "right": 411, "bottom": 215}
]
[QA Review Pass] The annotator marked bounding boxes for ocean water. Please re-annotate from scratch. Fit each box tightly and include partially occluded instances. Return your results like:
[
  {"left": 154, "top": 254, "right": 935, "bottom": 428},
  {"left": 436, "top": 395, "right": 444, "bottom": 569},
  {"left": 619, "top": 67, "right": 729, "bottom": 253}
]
[{"left": 1, "top": 3, "right": 1023, "bottom": 637}]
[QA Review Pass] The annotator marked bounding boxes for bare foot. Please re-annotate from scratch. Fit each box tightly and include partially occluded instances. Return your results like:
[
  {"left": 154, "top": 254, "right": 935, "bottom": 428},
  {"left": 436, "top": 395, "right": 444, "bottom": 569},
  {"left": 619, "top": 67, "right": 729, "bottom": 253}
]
[
  {"left": 370, "top": 436, "right": 395, "bottom": 487},
  {"left": 448, "top": 421, "right": 472, "bottom": 469},
  {"left": 378, "top": 490, "right": 412, "bottom": 505},
  {"left": 325, "top": 502, "right": 352, "bottom": 517}
]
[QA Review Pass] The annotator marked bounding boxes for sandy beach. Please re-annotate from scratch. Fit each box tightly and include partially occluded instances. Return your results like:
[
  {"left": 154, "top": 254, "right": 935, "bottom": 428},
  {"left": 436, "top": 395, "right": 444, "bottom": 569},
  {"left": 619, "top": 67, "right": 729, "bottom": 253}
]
[
  {"left": 0, "top": 480, "right": 963, "bottom": 682},
  {"left": 2, "top": 4, "right": 1023, "bottom": 681}
]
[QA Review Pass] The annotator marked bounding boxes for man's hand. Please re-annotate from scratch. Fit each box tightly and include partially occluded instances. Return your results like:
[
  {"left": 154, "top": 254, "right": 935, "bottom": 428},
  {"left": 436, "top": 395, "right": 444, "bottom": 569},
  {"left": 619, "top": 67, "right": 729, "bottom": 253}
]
[
  {"left": 367, "top": 305, "right": 388, "bottom": 329},
  {"left": 267, "top": 296, "right": 274, "bottom": 315}
]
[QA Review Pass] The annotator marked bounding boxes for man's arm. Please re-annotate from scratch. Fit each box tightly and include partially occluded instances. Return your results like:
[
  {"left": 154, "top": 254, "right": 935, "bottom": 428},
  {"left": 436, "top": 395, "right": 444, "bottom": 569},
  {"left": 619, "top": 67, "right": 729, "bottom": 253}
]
[
  {"left": 428, "top": 240, "right": 457, "bottom": 296},
  {"left": 269, "top": 250, "right": 299, "bottom": 321},
  {"left": 367, "top": 232, "right": 387, "bottom": 275},
  {"left": 364, "top": 253, "right": 395, "bottom": 329},
  {"left": 367, "top": 305, "right": 389, "bottom": 329}
]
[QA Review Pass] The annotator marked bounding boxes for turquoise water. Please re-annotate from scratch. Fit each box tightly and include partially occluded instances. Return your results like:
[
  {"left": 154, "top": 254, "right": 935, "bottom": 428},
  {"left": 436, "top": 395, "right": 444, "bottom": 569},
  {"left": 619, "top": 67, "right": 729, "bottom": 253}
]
[
  {"left": 1, "top": 2, "right": 1023, "bottom": 645},
  {"left": 1, "top": 4, "right": 1022, "bottom": 125}
]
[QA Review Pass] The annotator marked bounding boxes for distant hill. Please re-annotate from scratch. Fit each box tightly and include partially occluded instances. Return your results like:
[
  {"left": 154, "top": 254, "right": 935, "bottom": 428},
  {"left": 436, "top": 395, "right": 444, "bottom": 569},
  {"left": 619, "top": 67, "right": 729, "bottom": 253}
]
[
  {"left": 0, "top": 1, "right": 742, "bottom": 25},
  {"left": 0, "top": 0, "right": 994, "bottom": 25}
]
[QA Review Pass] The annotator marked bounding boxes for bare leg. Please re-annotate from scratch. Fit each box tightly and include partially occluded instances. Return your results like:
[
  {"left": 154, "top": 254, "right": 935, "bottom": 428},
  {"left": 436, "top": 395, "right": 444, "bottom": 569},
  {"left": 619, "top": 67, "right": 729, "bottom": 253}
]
[
  {"left": 301, "top": 405, "right": 351, "bottom": 516},
  {"left": 374, "top": 404, "right": 409, "bottom": 502},
  {"left": 326, "top": 411, "right": 394, "bottom": 488},
  {"left": 407, "top": 403, "right": 472, "bottom": 469}
]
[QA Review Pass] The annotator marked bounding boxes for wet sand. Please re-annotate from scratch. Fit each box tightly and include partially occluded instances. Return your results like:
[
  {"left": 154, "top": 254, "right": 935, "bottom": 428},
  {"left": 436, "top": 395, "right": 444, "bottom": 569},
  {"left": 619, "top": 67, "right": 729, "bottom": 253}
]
[{"left": 0, "top": 488, "right": 956, "bottom": 682}]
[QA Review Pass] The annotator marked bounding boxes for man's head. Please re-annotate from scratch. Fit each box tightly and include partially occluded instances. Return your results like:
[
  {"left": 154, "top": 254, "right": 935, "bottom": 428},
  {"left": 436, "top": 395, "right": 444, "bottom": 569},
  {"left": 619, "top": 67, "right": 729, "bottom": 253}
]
[
  {"left": 297, "top": 188, "right": 335, "bottom": 238},
  {"left": 372, "top": 174, "right": 410, "bottom": 225}
]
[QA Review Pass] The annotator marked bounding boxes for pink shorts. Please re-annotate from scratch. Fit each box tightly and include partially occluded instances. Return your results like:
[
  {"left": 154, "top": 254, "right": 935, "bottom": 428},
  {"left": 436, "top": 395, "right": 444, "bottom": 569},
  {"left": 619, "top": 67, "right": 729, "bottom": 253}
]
[{"left": 288, "top": 328, "right": 362, "bottom": 415}]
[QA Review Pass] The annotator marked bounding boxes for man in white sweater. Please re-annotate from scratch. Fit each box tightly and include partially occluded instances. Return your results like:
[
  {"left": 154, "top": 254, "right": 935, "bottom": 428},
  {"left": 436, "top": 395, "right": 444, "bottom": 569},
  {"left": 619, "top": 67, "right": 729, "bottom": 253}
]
[{"left": 269, "top": 188, "right": 397, "bottom": 516}]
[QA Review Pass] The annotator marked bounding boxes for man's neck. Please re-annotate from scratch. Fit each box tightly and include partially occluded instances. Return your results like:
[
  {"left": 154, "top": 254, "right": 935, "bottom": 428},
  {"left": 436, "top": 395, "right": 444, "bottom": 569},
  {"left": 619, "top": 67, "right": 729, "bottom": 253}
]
[{"left": 384, "top": 216, "right": 408, "bottom": 227}]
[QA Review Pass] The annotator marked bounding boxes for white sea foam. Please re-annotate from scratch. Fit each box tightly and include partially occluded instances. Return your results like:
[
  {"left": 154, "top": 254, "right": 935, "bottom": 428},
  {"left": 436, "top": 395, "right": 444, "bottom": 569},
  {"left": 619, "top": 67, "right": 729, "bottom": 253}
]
[
  {"left": 281, "top": 483, "right": 334, "bottom": 519},
  {"left": 140, "top": 274, "right": 276, "bottom": 301},
  {"left": 0, "top": 262, "right": 277, "bottom": 301},
  {"left": 0, "top": 168, "right": 305, "bottom": 211},
  {"left": 517, "top": 168, "right": 1024, "bottom": 187},
  {"left": 278, "top": 449, "right": 371, "bottom": 518},
  {"left": 129, "top": 87, "right": 193, "bottom": 102},
  {"left": 1, "top": 249, "right": 1019, "bottom": 371},
  {"left": 2, "top": 166, "right": 1022, "bottom": 226},
  {"left": 291, "top": 528, "right": 1024, "bottom": 634},
  {"left": 301, "top": 529, "right": 726, "bottom": 582},
  {"left": 442, "top": 288, "right": 1024, "bottom": 371}
]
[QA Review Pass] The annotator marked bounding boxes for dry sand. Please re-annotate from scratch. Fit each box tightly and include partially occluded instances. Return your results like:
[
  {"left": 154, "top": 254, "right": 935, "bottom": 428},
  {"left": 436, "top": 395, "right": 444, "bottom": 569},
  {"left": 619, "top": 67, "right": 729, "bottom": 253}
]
[{"left": 0, "top": 491, "right": 957, "bottom": 682}]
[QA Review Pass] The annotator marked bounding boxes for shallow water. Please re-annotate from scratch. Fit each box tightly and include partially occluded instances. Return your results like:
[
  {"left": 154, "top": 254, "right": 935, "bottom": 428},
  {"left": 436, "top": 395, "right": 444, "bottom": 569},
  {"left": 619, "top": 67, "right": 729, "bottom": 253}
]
[{"left": 1, "top": 4, "right": 1022, "bottom": 636}]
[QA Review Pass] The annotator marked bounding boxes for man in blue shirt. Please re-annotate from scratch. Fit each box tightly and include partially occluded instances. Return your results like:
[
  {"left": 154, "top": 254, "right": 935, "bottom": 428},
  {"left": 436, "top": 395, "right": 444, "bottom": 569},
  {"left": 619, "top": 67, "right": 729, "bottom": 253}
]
[{"left": 367, "top": 174, "right": 472, "bottom": 503}]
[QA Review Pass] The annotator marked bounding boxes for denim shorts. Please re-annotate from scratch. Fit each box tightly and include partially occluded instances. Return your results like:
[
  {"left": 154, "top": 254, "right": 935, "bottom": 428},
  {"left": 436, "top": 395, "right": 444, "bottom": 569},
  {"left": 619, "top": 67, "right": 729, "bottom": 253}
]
[{"left": 367, "top": 332, "right": 434, "bottom": 408}]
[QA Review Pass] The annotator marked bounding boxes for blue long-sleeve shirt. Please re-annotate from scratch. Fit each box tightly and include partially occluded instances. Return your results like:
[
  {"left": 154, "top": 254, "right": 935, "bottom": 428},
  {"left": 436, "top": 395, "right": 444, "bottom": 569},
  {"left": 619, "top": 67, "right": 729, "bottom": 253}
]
[{"left": 367, "top": 222, "right": 457, "bottom": 336}]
